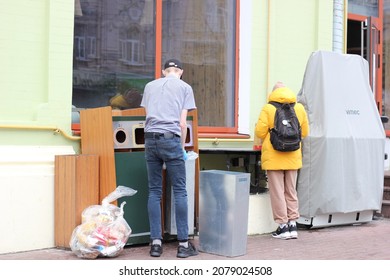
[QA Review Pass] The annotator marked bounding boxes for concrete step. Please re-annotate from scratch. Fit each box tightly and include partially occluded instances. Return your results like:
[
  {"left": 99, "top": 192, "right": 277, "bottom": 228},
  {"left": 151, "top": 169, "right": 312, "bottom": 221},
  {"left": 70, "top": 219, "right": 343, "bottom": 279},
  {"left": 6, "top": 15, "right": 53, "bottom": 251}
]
[
  {"left": 384, "top": 175, "right": 390, "bottom": 187},
  {"left": 383, "top": 186, "right": 390, "bottom": 201},
  {"left": 381, "top": 199, "right": 390, "bottom": 218}
]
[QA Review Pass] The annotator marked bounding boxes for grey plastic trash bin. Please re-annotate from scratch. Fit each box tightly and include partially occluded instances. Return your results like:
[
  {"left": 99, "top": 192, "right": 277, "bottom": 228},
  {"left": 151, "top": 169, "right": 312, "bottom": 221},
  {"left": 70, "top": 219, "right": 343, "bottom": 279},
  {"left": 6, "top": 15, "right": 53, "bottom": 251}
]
[{"left": 199, "top": 170, "right": 250, "bottom": 257}]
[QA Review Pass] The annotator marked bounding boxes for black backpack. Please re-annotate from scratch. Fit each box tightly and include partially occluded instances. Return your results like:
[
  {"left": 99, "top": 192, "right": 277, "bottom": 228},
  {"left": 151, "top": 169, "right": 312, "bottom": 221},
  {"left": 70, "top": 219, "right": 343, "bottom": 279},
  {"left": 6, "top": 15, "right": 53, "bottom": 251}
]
[{"left": 268, "top": 101, "right": 301, "bottom": 152}]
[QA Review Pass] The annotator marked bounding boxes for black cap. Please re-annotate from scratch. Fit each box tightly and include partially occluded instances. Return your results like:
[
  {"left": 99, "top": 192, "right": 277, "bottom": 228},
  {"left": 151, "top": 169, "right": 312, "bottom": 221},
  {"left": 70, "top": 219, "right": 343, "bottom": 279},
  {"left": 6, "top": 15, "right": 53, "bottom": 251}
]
[{"left": 164, "top": 59, "right": 183, "bottom": 70}]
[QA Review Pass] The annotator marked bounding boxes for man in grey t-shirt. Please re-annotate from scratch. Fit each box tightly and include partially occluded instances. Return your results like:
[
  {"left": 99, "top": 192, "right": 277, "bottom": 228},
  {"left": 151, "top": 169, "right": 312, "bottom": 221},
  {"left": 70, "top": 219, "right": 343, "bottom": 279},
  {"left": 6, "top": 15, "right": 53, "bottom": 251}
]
[{"left": 140, "top": 58, "right": 197, "bottom": 258}]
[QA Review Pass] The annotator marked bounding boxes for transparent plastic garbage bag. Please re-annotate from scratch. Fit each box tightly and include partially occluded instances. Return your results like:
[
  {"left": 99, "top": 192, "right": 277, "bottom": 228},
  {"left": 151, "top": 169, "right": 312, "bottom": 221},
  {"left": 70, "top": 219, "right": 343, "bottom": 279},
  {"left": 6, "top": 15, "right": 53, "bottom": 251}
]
[{"left": 69, "top": 186, "right": 137, "bottom": 259}]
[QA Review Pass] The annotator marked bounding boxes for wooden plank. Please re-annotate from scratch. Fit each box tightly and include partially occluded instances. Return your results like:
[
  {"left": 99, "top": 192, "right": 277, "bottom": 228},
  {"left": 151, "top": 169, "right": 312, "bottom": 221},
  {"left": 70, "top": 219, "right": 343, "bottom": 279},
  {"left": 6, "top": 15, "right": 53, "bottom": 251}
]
[
  {"left": 80, "top": 106, "right": 116, "bottom": 202},
  {"left": 54, "top": 154, "right": 99, "bottom": 248}
]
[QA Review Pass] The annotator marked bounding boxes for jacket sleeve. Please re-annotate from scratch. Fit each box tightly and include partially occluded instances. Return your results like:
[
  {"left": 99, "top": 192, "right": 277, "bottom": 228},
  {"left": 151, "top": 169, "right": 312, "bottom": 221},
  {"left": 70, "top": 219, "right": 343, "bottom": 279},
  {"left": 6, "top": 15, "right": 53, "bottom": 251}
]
[
  {"left": 297, "top": 104, "right": 309, "bottom": 139},
  {"left": 255, "top": 106, "right": 270, "bottom": 140}
]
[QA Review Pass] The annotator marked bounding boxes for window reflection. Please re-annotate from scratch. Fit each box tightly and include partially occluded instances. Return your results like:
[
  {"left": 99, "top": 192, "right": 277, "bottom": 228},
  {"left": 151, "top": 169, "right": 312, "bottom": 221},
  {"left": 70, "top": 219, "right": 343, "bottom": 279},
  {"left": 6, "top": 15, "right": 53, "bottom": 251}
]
[
  {"left": 162, "top": 0, "right": 236, "bottom": 128},
  {"left": 72, "top": 0, "right": 155, "bottom": 110},
  {"left": 72, "top": 0, "right": 238, "bottom": 131},
  {"left": 349, "top": 0, "right": 379, "bottom": 17}
]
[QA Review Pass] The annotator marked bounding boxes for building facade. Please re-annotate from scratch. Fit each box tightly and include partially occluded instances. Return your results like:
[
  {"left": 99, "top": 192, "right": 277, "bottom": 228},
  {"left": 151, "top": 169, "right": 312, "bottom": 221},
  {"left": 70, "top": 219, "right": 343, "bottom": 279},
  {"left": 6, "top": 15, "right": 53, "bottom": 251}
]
[{"left": 0, "top": 0, "right": 386, "bottom": 254}]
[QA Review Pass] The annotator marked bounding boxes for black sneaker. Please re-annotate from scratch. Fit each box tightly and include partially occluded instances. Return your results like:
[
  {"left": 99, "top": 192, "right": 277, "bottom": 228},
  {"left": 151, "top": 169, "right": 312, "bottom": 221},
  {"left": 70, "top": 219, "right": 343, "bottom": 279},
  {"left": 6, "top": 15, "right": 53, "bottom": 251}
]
[
  {"left": 150, "top": 244, "right": 163, "bottom": 257},
  {"left": 289, "top": 223, "right": 298, "bottom": 239},
  {"left": 177, "top": 242, "right": 199, "bottom": 258},
  {"left": 272, "top": 225, "right": 291, "bottom": 240}
]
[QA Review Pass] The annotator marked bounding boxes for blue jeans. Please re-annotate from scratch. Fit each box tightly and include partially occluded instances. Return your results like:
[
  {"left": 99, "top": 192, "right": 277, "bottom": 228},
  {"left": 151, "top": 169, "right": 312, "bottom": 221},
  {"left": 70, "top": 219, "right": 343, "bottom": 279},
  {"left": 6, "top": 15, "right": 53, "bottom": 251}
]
[{"left": 145, "top": 136, "right": 188, "bottom": 242}]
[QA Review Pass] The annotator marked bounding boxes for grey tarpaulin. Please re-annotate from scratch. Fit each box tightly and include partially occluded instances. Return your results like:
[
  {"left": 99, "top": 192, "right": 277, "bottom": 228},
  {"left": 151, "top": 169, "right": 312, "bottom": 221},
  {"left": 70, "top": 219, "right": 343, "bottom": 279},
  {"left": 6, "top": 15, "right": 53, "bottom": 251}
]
[{"left": 297, "top": 50, "right": 385, "bottom": 219}]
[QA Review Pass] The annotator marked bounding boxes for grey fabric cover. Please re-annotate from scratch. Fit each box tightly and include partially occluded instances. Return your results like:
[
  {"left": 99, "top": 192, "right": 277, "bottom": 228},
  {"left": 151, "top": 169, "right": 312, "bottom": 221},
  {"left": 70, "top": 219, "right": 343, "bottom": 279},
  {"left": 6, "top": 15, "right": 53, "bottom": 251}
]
[{"left": 297, "top": 50, "right": 385, "bottom": 217}]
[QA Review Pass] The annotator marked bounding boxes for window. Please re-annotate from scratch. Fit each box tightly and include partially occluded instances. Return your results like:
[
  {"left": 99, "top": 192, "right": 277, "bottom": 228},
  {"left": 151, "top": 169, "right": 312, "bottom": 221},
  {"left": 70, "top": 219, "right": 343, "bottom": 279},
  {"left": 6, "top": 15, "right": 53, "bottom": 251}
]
[
  {"left": 119, "top": 27, "right": 145, "bottom": 65},
  {"left": 72, "top": 0, "right": 154, "bottom": 109},
  {"left": 349, "top": 0, "right": 379, "bottom": 17},
  {"left": 74, "top": 36, "right": 85, "bottom": 60},
  {"left": 72, "top": 0, "right": 239, "bottom": 135},
  {"left": 75, "top": 36, "right": 96, "bottom": 60},
  {"left": 162, "top": 0, "right": 238, "bottom": 133}
]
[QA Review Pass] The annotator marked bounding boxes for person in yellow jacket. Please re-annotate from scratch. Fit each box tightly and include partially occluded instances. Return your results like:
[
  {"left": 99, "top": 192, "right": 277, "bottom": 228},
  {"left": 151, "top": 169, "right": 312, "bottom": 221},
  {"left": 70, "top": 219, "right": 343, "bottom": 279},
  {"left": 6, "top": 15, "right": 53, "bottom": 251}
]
[{"left": 255, "top": 81, "right": 309, "bottom": 240}]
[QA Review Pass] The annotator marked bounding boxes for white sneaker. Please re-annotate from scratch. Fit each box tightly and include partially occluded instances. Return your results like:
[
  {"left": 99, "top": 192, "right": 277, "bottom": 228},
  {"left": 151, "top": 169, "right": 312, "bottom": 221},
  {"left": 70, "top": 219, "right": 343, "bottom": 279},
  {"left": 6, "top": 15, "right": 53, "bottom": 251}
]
[{"left": 288, "top": 223, "right": 298, "bottom": 239}]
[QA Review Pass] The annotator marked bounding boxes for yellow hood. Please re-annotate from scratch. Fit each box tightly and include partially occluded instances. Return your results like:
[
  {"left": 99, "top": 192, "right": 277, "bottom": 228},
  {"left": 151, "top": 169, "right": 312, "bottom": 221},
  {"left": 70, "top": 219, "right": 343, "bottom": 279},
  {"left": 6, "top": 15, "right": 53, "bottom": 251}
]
[{"left": 268, "top": 87, "right": 297, "bottom": 104}]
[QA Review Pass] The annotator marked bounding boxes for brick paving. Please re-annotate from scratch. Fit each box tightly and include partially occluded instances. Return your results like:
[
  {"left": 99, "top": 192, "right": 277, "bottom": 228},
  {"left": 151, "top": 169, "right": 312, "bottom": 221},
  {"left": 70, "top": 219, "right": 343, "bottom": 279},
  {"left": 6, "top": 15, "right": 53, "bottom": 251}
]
[{"left": 1, "top": 217, "right": 389, "bottom": 260}]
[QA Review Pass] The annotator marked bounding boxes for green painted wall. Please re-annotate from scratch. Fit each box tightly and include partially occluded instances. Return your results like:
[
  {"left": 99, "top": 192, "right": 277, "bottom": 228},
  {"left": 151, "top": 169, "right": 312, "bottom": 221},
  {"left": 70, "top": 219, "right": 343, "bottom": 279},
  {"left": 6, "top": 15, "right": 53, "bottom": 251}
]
[
  {"left": 250, "top": 0, "right": 333, "bottom": 136},
  {"left": 0, "top": 0, "right": 79, "bottom": 151}
]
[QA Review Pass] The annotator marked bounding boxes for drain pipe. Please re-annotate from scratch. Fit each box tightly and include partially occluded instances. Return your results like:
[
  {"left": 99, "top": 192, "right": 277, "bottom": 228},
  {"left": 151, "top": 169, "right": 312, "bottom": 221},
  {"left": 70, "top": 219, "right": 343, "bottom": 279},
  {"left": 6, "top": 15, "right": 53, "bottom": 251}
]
[{"left": 333, "top": 0, "right": 346, "bottom": 53}]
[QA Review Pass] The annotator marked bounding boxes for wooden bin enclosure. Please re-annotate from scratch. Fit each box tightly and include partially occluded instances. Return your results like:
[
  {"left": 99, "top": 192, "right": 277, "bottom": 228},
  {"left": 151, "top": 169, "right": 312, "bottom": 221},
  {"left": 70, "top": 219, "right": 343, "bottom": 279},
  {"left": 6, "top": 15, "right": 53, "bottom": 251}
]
[{"left": 54, "top": 154, "right": 99, "bottom": 248}]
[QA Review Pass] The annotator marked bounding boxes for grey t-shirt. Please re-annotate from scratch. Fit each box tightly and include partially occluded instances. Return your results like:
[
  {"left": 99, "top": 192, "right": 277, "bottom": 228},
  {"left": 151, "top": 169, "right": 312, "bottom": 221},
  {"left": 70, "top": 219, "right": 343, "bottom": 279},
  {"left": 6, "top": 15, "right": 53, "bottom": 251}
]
[{"left": 140, "top": 74, "right": 196, "bottom": 136}]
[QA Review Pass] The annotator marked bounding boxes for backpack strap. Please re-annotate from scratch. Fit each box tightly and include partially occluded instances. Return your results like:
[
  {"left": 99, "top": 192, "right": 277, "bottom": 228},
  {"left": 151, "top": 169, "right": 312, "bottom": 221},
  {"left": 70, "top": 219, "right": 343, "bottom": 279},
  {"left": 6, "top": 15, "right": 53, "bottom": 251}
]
[
  {"left": 268, "top": 102, "right": 280, "bottom": 133},
  {"left": 268, "top": 101, "right": 297, "bottom": 133}
]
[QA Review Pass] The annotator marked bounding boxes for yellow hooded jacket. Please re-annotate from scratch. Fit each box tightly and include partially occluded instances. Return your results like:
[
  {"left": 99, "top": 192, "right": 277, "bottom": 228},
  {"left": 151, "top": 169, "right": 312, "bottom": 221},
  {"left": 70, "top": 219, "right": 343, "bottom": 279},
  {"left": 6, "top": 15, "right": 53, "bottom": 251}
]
[{"left": 255, "top": 87, "right": 309, "bottom": 170}]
